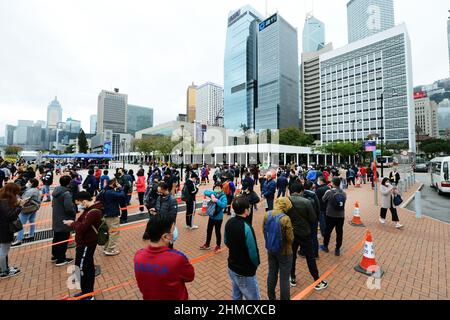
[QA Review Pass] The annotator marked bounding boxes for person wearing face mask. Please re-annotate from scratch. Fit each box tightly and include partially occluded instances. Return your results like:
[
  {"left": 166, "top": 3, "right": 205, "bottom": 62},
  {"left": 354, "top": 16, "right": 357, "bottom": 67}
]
[
  {"left": 135, "top": 213, "right": 194, "bottom": 300},
  {"left": 380, "top": 178, "right": 404, "bottom": 229},
  {"left": 151, "top": 182, "right": 179, "bottom": 223},
  {"left": 63, "top": 191, "right": 103, "bottom": 300},
  {"left": 51, "top": 175, "right": 76, "bottom": 267},
  {"left": 11, "top": 178, "right": 42, "bottom": 246},
  {"left": 224, "top": 196, "right": 261, "bottom": 300},
  {"left": 315, "top": 176, "right": 330, "bottom": 239},
  {"left": 200, "top": 182, "right": 228, "bottom": 253}
]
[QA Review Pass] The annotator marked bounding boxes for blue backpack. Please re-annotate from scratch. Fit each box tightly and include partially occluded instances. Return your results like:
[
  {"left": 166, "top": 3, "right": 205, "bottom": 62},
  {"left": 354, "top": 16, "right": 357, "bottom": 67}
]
[
  {"left": 329, "top": 190, "right": 346, "bottom": 211},
  {"left": 264, "top": 212, "right": 286, "bottom": 254}
]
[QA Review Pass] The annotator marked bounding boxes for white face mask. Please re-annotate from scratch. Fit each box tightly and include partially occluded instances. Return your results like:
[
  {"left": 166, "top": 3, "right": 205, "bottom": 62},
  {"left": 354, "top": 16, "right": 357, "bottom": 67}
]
[{"left": 26, "top": 183, "right": 32, "bottom": 188}]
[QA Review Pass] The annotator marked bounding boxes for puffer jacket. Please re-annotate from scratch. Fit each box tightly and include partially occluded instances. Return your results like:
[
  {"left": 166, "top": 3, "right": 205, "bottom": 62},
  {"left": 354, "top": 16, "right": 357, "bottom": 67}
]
[
  {"left": 154, "top": 194, "right": 179, "bottom": 222},
  {"left": 204, "top": 190, "right": 228, "bottom": 221},
  {"left": 263, "top": 197, "right": 294, "bottom": 256},
  {"left": 52, "top": 186, "right": 76, "bottom": 233}
]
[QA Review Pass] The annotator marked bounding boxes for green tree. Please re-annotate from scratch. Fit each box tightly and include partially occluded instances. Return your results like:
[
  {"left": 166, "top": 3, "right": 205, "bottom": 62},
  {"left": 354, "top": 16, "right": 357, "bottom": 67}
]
[
  {"left": 420, "top": 139, "right": 450, "bottom": 157},
  {"left": 5, "top": 145, "right": 23, "bottom": 155},
  {"left": 279, "top": 127, "right": 315, "bottom": 146},
  {"left": 77, "top": 129, "right": 88, "bottom": 153},
  {"left": 64, "top": 144, "right": 76, "bottom": 154}
]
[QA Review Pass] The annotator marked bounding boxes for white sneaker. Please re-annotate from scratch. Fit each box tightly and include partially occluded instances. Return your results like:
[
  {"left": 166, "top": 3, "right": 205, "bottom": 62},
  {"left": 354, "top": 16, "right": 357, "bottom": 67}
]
[
  {"left": 395, "top": 223, "right": 404, "bottom": 229},
  {"left": 104, "top": 250, "right": 120, "bottom": 256},
  {"left": 185, "top": 225, "right": 190, "bottom": 229},
  {"left": 190, "top": 225, "right": 199, "bottom": 230},
  {"left": 379, "top": 218, "right": 386, "bottom": 225}
]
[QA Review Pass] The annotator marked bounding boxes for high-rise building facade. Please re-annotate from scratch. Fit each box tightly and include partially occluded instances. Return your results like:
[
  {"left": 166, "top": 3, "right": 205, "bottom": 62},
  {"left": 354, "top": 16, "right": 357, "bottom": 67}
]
[
  {"left": 224, "top": 6, "right": 263, "bottom": 130},
  {"left": 196, "top": 82, "right": 224, "bottom": 127},
  {"left": 97, "top": 89, "right": 128, "bottom": 134},
  {"left": 414, "top": 93, "right": 439, "bottom": 139},
  {"left": 5, "top": 125, "right": 15, "bottom": 146},
  {"left": 46, "top": 97, "right": 62, "bottom": 129},
  {"left": 186, "top": 83, "right": 197, "bottom": 123},
  {"left": 320, "top": 24, "right": 416, "bottom": 152},
  {"left": 127, "top": 104, "right": 154, "bottom": 135},
  {"left": 257, "top": 13, "right": 300, "bottom": 130},
  {"left": 90, "top": 115, "right": 97, "bottom": 134},
  {"left": 65, "top": 118, "right": 81, "bottom": 134},
  {"left": 302, "top": 43, "right": 333, "bottom": 141},
  {"left": 302, "top": 14, "right": 325, "bottom": 53},
  {"left": 347, "top": 0, "right": 395, "bottom": 43}
]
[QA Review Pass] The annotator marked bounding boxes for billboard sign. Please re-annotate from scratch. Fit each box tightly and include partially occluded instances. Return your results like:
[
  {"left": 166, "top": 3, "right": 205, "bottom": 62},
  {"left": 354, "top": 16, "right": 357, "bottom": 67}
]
[
  {"left": 259, "top": 14, "right": 277, "bottom": 31},
  {"left": 364, "top": 141, "right": 377, "bottom": 152}
]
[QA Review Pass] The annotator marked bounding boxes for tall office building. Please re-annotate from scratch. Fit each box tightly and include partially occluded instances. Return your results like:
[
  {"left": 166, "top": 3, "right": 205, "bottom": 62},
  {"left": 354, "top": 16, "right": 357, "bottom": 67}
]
[
  {"left": 5, "top": 125, "right": 16, "bottom": 146},
  {"left": 186, "top": 83, "right": 197, "bottom": 123},
  {"left": 97, "top": 89, "right": 128, "bottom": 134},
  {"left": 257, "top": 13, "right": 300, "bottom": 130},
  {"left": 127, "top": 104, "right": 154, "bottom": 135},
  {"left": 301, "top": 43, "right": 333, "bottom": 141},
  {"left": 65, "top": 118, "right": 81, "bottom": 134},
  {"left": 414, "top": 92, "right": 439, "bottom": 139},
  {"left": 302, "top": 14, "right": 325, "bottom": 53},
  {"left": 46, "top": 97, "right": 62, "bottom": 129},
  {"left": 320, "top": 24, "right": 416, "bottom": 152},
  {"left": 196, "top": 82, "right": 224, "bottom": 127},
  {"left": 224, "top": 6, "right": 263, "bottom": 130},
  {"left": 90, "top": 115, "right": 97, "bottom": 134},
  {"left": 347, "top": 0, "right": 395, "bottom": 43}
]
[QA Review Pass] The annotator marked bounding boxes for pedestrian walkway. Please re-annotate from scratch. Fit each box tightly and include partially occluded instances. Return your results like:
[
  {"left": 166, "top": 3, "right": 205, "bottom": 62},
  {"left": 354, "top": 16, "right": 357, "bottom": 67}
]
[{"left": 1, "top": 181, "right": 449, "bottom": 300}]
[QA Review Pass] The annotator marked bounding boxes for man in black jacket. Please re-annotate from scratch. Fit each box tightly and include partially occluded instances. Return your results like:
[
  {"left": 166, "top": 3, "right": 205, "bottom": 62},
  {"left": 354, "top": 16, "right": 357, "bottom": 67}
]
[
  {"left": 184, "top": 173, "right": 199, "bottom": 230},
  {"left": 151, "top": 182, "right": 178, "bottom": 223},
  {"left": 315, "top": 177, "right": 330, "bottom": 238},
  {"left": 302, "top": 181, "right": 321, "bottom": 258},
  {"left": 51, "top": 175, "right": 76, "bottom": 267},
  {"left": 287, "top": 183, "right": 328, "bottom": 291}
]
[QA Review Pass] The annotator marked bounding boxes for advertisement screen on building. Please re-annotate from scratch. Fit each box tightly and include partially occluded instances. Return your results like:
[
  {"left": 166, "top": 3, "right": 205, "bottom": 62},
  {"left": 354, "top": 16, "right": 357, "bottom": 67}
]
[
  {"left": 414, "top": 91, "right": 427, "bottom": 100},
  {"left": 365, "top": 141, "right": 377, "bottom": 152}
]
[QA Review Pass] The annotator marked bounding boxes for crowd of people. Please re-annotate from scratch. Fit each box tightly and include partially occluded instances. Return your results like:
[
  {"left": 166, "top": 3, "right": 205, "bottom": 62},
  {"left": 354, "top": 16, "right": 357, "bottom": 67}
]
[{"left": 0, "top": 155, "right": 405, "bottom": 300}]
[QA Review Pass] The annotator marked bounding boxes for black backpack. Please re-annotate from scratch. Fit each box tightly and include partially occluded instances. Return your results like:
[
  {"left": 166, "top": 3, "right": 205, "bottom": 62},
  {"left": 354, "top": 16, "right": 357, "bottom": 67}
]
[
  {"left": 181, "top": 184, "right": 190, "bottom": 202},
  {"left": 329, "top": 190, "right": 346, "bottom": 211}
]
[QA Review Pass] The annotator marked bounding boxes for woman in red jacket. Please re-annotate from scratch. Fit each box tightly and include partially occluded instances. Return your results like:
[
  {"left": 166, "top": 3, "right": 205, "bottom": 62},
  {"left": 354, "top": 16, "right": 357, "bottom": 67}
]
[
  {"left": 136, "top": 169, "right": 146, "bottom": 212},
  {"left": 63, "top": 191, "right": 103, "bottom": 300}
]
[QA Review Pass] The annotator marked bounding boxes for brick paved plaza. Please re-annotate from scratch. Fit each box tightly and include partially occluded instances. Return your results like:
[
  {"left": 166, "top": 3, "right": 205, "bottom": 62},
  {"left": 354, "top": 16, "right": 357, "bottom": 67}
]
[{"left": 1, "top": 179, "right": 449, "bottom": 301}]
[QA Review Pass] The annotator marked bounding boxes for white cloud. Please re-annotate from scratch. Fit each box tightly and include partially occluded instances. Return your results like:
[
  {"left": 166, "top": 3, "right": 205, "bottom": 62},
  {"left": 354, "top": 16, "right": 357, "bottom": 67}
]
[{"left": 1, "top": 0, "right": 449, "bottom": 136}]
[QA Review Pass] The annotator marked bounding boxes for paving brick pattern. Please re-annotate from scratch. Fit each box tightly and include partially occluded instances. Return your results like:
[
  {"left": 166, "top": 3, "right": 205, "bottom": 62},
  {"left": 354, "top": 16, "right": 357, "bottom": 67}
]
[{"left": 1, "top": 180, "right": 449, "bottom": 300}]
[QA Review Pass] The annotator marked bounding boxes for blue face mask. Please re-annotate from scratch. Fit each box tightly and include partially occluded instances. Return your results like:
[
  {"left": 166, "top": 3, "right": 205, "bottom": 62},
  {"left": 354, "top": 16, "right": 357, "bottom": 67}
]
[
  {"left": 171, "top": 227, "right": 179, "bottom": 244},
  {"left": 77, "top": 204, "right": 85, "bottom": 211}
]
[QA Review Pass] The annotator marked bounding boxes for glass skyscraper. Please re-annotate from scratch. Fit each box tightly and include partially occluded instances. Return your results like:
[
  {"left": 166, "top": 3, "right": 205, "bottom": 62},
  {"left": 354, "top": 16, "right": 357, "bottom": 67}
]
[
  {"left": 224, "top": 6, "right": 263, "bottom": 130},
  {"left": 97, "top": 89, "right": 128, "bottom": 133},
  {"left": 302, "top": 14, "right": 325, "bottom": 53},
  {"left": 347, "top": 0, "right": 395, "bottom": 43},
  {"left": 47, "top": 97, "right": 62, "bottom": 129},
  {"left": 127, "top": 105, "right": 154, "bottom": 135},
  {"left": 257, "top": 13, "right": 300, "bottom": 130}
]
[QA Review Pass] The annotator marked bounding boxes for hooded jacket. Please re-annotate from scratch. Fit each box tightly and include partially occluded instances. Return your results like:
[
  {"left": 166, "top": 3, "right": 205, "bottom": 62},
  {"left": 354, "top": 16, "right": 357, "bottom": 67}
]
[
  {"left": 263, "top": 197, "right": 294, "bottom": 256},
  {"left": 52, "top": 186, "right": 76, "bottom": 233}
]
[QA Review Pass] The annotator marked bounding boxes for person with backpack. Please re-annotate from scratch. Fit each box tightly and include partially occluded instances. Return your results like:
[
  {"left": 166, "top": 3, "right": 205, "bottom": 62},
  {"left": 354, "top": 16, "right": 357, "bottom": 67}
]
[
  {"left": 300, "top": 181, "right": 321, "bottom": 258},
  {"left": 144, "top": 174, "right": 160, "bottom": 212},
  {"left": 380, "top": 178, "right": 404, "bottom": 229},
  {"left": 82, "top": 169, "right": 98, "bottom": 197},
  {"left": 306, "top": 166, "right": 317, "bottom": 182},
  {"left": 315, "top": 176, "right": 330, "bottom": 238},
  {"left": 63, "top": 191, "right": 103, "bottom": 300},
  {"left": 320, "top": 178, "right": 347, "bottom": 257},
  {"left": 96, "top": 179, "right": 126, "bottom": 256},
  {"left": 222, "top": 176, "right": 236, "bottom": 216},
  {"left": 135, "top": 213, "right": 195, "bottom": 300},
  {"left": 287, "top": 183, "right": 328, "bottom": 291},
  {"left": 263, "top": 197, "right": 294, "bottom": 300},
  {"left": 347, "top": 166, "right": 356, "bottom": 187},
  {"left": 183, "top": 172, "right": 199, "bottom": 230},
  {"left": 224, "top": 196, "right": 261, "bottom": 300},
  {"left": 261, "top": 172, "right": 276, "bottom": 212},
  {"left": 200, "top": 182, "right": 228, "bottom": 253},
  {"left": 136, "top": 169, "right": 146, "bottom": 213},
  {"left": 11, "top": 178, "right": 42, "bottom": 246},
  {"left": 124, "top": 170, "right": 135, "bottom": 205},
  {"left": 117, "top": 170, "right": 131, "bottom": 223},
  {"left": 51, "top": 175, "right": 76, "bottom": 267},
  {"left": 41, "top": 167, "right": 53, "bottom": 202}
]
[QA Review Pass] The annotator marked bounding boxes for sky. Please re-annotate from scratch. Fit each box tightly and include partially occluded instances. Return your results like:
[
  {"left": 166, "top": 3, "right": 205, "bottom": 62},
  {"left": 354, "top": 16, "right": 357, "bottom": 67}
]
[{"left": 0, "top": 0, "right": 449, "bottom": 136}]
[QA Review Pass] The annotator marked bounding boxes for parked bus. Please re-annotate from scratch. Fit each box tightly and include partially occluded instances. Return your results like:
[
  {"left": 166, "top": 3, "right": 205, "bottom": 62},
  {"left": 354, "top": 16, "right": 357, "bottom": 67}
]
[{"left": 430, "top": 156, "right": 450, "bottom": 195}]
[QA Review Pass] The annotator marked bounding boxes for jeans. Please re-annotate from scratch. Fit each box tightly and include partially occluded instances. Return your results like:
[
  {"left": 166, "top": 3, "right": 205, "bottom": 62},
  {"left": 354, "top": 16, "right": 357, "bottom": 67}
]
[
  {"left": 319, "top": 211, "right": 327, "bottom": 238},
  {"left": 291, "top": 237, "right": 319, "bottom": 281},
  {"left": 186, "top": 200, "right": 195, "bottom": 227},
  {"left": 138, "top": 192, "right": 145, "bottom": 212},
  {"left": 277, "top": 189, "right": 286, "bottom": 198},
  {"left": 17, "top": 212, "right": 37, "bottom": 241},
  {"left": 52, "top": 231, "right": 70, "bottom": 263},
  {"left": 267, "top": 252, "right": 293, "bottom": 300},
  {"left": 104, "top": 216, "right": 120, "bottom": 253},
  {"left": 75, "top": 245, "right": 97, "bottom": 294},
  {"left": 340, "top": 179, "right": 348, "bottom": 190},
  {"left": 380, "top": 207, "right": 400, "bottom": 222},
  {"left": 323, "top": 216, "right": 345, "bottom": 250},
  {"left": 0, "top": 243, "right": 11, "bottom": 273},
  {"left": 205, "top": 218, "right": 223, "bottom": 247},
  {"left": 42, "top": 185, "right": 51, "bottom": 200},
  {"left": 228, "top": 269, "right": 261, "bottom": 300}
]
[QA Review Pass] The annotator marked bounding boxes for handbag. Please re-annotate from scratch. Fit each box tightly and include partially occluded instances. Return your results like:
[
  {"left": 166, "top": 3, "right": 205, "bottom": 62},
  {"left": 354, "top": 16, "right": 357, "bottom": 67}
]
[
  {"left": 9, "top": 219, "right": 23, "bottom": 233},
  {"left": 22, "top": 199, "right": 40, "bottom": 214},
  {"left": 393, "top": 194, "right": 403, "bottom": 207}
]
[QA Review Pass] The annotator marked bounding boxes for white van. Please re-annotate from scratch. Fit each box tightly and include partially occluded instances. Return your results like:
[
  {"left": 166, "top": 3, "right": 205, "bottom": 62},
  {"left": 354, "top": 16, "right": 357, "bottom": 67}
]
[
  {"left": 430, "top": 156, "right": 450, "bottom": 195},
  {"left": 19, "top": 151, "right": 41, "bottom": 162}
]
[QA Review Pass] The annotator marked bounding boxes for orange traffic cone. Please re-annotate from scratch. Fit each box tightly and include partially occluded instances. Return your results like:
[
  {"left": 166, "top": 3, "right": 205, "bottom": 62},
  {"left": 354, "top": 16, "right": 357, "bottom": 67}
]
[
  {"left": 355, "top": 231, "right": 384, "bottom": 278},
  {"left": 349, "top": 202, "right": 365, "bottom": 227},
  {"left": 199, "top": 196, "right": 208, "bottom": 216}
]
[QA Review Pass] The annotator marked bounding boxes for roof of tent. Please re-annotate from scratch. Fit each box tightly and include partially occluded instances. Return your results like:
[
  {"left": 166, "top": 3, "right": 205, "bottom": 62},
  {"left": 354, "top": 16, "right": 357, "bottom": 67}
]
[{"left": 42, "top": 153, "right": 113, "bottom": 159}]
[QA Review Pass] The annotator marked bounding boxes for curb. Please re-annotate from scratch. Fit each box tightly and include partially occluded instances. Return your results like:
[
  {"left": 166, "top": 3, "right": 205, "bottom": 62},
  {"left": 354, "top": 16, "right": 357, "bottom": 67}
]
[{"left": 401, "top": 182, "right": 424, "bottom": 209}]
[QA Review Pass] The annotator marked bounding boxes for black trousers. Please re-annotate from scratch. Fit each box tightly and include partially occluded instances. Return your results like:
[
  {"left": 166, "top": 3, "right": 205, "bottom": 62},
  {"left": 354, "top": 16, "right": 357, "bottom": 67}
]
[
  {"left": 323, "top": 216, "right": 345, "bottom": 250},
  {"left": 205, "top": 218, "right": 223, "bottom": 247},
  {"left": 291, "top": 236, "right": 320, "bottom": 281},
  {"left": 52, "top": 232, "right": 70, "bottom": 262},
  {"left": 244, "top": 206, "right": 254, "bottom": 226},
  {"left": 224, "top": 195, "right": 232, "bottom": 214},
  {"left": 119, "top": 197, "right": 128, "bottom": 223},
  {"left": 380, "top": 207, "right": 400, "bottom": 222},
  {"left": 75, "top": 245, "right": 97, "bottom": 294},
  {"left": 138, "top": 192, "right": 145, "bottom": 212},
  {"left": 186, "top": 200, "right": 195, "bottom": 227}
]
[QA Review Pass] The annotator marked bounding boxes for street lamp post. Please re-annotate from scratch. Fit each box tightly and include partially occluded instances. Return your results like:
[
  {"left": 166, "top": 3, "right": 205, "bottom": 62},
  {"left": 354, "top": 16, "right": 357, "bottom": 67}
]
[
  {"left": 380, "top": 88, "right": 397, "bottom": 178},
  {"left": 181, "top": 125, "right": 184, "bottom": 182},
  {"left": 121, "top": 138, "right": 126, "bottom": 170}
]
